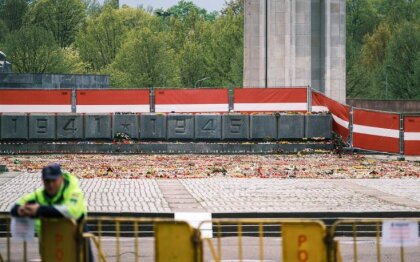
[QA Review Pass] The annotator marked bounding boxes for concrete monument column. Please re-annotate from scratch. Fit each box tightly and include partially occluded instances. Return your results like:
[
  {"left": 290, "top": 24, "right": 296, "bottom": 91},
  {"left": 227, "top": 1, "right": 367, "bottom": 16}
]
[{"left": 244, "top": 0, "right": 346, "bottom": 103}]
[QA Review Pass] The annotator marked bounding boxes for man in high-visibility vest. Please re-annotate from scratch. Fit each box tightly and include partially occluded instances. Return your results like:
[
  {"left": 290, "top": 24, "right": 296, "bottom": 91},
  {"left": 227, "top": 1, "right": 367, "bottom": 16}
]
[
  {"left": 11, "top": 163, "right": 87, "bottom": 229},
  {"left": 10, "top": 163, "right": 92, "bottom": 260}
]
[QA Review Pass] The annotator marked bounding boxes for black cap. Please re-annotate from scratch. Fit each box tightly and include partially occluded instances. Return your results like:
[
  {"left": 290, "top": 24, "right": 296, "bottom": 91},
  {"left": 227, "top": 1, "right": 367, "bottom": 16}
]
[{"left": 42, "top": 163, "right": 63, "bottom": 180}]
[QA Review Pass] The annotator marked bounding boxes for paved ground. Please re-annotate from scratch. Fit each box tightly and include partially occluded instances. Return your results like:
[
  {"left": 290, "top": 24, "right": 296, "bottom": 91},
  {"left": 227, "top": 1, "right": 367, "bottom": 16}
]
[{"left": 0, "top": 172, "right": 419, "bottom": 213}]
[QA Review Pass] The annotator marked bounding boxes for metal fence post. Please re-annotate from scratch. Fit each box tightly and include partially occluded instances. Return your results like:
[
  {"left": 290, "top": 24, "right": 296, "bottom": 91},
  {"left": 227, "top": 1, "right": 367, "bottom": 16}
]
[
  {"left": 348, "top": 107, "right": 354, "bottom": 148},
  {"left": 307, "top": 85, "right": 312, "bottom": 113},
  {"left": 228, "top": 85, "right": 234, "bottom": 112},
  {"left": 399, "top": 114, "right": 405, "bottom": 161},
  {"left": 71, "top": 86, "right": 77, "bottom": 113},
  {"left": 150, "top": 86, "right": 155, "bottom": 113}
]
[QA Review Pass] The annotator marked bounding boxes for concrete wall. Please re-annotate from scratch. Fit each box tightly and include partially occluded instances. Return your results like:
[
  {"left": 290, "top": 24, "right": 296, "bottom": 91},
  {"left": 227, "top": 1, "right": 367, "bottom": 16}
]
[
  {"left": 244, "top": 0, "right": 346, "bottom": 103},
  {"left": 347, "top": 99, "right": 420, "bottom": 113},
  {"left": 0, "top": 113, "right": 332, "bottom": 141},
  {"left": 0, "top": 73, "right": 109, "bottom": 89}
]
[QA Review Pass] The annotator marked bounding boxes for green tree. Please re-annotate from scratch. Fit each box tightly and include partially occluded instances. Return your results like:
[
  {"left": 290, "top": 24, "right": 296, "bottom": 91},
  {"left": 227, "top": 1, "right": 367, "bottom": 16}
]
[
  {"left": 2, "top": 26, "right": 66, "bottom": 73},
  {"left": 0, "top": 19, "right": 8, "bottom": 42},
  {"left": 25, "top": 0, "right": 86, "bottom": 47},
  {"left": 204, "top": 7, "right": 244, "bottom": 87},
  {"left": 361, "top": 23, "right": 391, "bottom": 68},
  {"left": 0, "top": 0, "right": 29, "bottom": 32},
  {"left": 383, "top": 22, "right": 420, "bottom": 99},
  {"left": 61, "top": 47, "right": 89, "bottom": 74},
  {"left": 76, "top": 6, "right": 155, "bottom": 71},
  {"left": 162, "top": 0, "right": 218, "bottom": 21},
  {"left": 378, "top": 0, "right": 419, "bottom": 26},
  {"left": 104, "top": 0, "right": 118, "bottom": 9},
  {"left": 83, "top": 0, "right": 102, "bottom": 16},
  {"left": 108, "top": 28, "right": 180, "bottom": 87}
]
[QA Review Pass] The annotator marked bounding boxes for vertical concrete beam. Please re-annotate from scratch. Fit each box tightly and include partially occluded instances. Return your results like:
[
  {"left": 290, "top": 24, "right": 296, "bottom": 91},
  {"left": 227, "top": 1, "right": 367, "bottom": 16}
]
[
  {"left": 323, "top": 0, "right": 346, "bottom": 103},
  {"left": 244, "top": 0, "right": 266, "bottom": 87}
]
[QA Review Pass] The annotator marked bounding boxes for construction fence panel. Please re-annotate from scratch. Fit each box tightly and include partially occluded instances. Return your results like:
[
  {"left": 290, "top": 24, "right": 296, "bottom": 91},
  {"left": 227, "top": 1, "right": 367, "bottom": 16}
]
[
  {"left": 0, "top": 215, "right": 41, "bottom": 262},
  {"left": 154, "top": 88, "right": 229, "bottom": 113},
  {"left": 80, "top": 217, "right": 204, "bottom": 262},
  {"left": 199, "top": 219, "right": 327, "bottom": 262},
  {"left": 312, "top": 91, "right": 351, "bottom": 142},
  {"left": 76, "top": 90, "right": 150, "bottom": 113},
  {"left": 404, "top": 116, "right": 420, "bottom": 156},
  {"left": 330, "top": 219, "right": 420, "bottom": 262},
  {"left": 352, "top": 109, "right": 400, "bottom": 154},
  {"left": 0, "top": 89, "right": 72, "bottom": 113},
  {"left": 233, "top": 87, "right": 308, "bottom": 112}
]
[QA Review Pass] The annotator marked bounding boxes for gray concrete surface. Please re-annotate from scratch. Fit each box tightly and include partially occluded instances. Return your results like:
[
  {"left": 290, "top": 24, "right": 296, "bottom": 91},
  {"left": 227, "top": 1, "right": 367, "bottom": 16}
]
[
  {"left": 0, "top": 73, "right": 109, "bottom": 89},
  {"left": 0, "top": 174, "right": 419, "bottom": 213}
]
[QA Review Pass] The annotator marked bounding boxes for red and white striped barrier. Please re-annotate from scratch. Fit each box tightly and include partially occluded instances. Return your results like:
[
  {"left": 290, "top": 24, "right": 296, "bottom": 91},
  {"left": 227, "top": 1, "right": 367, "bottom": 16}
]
[
  {"left": 0, "top": 89, "right": 72, "bottom": 113},
  {"left": 155, "top": 89, "right": 229, "bottom": 113},
  {"left": 312, "top": 91, "right": 350, "bottom": 142},
  {"left": 234, "top": 88, "right": 307, "bottom": 112},
  {"left": 76, "top": 90, "right": 149, "bottom": 113},
  {"left": 353, "top": 109, "right": 400, "bottom": 154},
  {"left": 404, "top": 116, "right": 420, "bottom": 156}
]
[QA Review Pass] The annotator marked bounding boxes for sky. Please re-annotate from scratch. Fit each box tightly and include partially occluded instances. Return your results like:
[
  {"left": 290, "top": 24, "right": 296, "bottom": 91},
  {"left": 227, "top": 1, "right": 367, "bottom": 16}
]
[{"left": 104, "top": 0, "right": 226, "bottom": 12}]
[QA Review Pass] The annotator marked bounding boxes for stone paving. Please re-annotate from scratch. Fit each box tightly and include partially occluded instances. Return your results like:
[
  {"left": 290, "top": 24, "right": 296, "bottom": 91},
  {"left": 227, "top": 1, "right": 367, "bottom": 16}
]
[
  {"left": 0, "top": 173, "right": 170, "bottom": 213},
  {"left": 0, "top": 172, "right": 419, "bottom": 213}
]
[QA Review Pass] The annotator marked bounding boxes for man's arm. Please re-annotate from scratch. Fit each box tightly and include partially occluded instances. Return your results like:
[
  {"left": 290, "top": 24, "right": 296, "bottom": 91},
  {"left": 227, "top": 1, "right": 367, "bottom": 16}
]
[
  {"left": 10, "top": 192, "right": 37, "bottom": 217},
  {"left": 10, "top": 190, "right": 64, "bottom": 218}
]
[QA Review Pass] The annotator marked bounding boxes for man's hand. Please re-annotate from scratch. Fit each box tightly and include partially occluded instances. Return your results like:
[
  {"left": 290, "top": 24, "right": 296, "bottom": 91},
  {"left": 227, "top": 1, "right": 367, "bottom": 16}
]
[
  {"left": 17, "top": 206, "right": 30, "bottom": 217},
  {"left": 23, "top": 203, "right": 39, "bottom": 217}
]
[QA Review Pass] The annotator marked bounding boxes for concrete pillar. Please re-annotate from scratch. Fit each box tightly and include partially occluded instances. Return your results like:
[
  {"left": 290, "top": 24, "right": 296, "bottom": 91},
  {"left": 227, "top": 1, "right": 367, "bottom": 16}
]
[
  {"left": 323, "top": 0, "right": 346, "bottom": 103},
  {"left": 244, "top": 0, "right": 346, "bottom": 103},
  {"left": 244, "top": 0, "right": 267, "bottom": 87}
]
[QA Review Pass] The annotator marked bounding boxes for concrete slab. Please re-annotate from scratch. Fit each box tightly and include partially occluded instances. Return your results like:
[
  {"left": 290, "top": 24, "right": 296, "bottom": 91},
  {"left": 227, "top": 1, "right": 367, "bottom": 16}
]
[
  {"left": 139, "top": 114, "right": 166, "bottom": 140},
  {"left": 250, "top": 115, "right": 277, "bottom": 140},
  {"left": 305, "top": 114, "right": 332, "bottom": 139},
  {"left": 278, "top": 115, "right": 305, "bottom": 139},
  {"left": 57, "top": 114, "right": 84, "bottom": 139},
  {"left": 84, "top": 114, "right": 112, "bottom": 140},
  {"left": 167, "top": 114, "right": 194, "bottom": 140},
  {"left": 113, "top": 114, "right": 139, "bottom": 139},
  {"left": 0, "top": 113, "right": 28, "bottom": 140},
  {"left": 222, "top": 115, "right": 250, "bottom": 140},
  {"left": 29, "top": 114, "right": 56, "bottom": 140},
  {"left": 195, "top": 115, "right": 222, "bottom": 140}
]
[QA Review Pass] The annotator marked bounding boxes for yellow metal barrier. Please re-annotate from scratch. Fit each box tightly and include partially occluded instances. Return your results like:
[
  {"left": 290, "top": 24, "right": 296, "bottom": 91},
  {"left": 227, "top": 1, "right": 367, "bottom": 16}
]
[
  {"left": 79, "top": 217, "right": 204, "bottom": 262},
  {"left": 330, "top": 219, "right": 420, "bottom": 262},
  {"left": 40, "top": 218, "right": 79, "bottom": 262},
  {"left": 198, "top": 219, "right": 328, "bottom": 262},
  {"left": 5, "top": 215, "right": 418, "bottom": 262},
  {"left": 155, "top": 221, "right": 203, "bottom": 262},
  {"left": 0, "top": 215, "right": 35, "bottom": 262}
]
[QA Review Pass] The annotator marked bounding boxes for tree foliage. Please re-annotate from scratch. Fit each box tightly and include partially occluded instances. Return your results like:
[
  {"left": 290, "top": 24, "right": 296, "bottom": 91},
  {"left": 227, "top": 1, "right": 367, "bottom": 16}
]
[
  {"left": 0, "top": 0, "right": 30, "bottom": 32},
  {"left": 76, "top": 6, "right": 157, "bottom": 72},
  {"left": 108, "top": 28, "right": 180, "bottom": 87},
  {"left": 346, "top": 0, "right": 419, "bottom": 99},
  {"left": 0, "top": 19, "right": 8, "bottom": 42},
  {"left": 1, "top": 26, "right": 65, "bottom": 73},
  {"left": 25, "top": 0, "right": 86, "bottom": 47}
]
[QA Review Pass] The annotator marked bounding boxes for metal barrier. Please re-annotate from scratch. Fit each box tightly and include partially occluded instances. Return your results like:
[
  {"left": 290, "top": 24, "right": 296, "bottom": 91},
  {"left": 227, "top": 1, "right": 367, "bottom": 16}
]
[
  {"left": 0, "top": 215, "right": 34, "bottom": 262},
  {"left": 2, "top": 216, "right": 419, "bottom": 262},
  {"left": 198, "top": 219, "right": 328, "bottom": 262},
  {"left": 330, "top": 219, "right": 420, "bottom": 262},
  {"left": 80, "top": 216, "right": 203, "bottom": 262}
]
